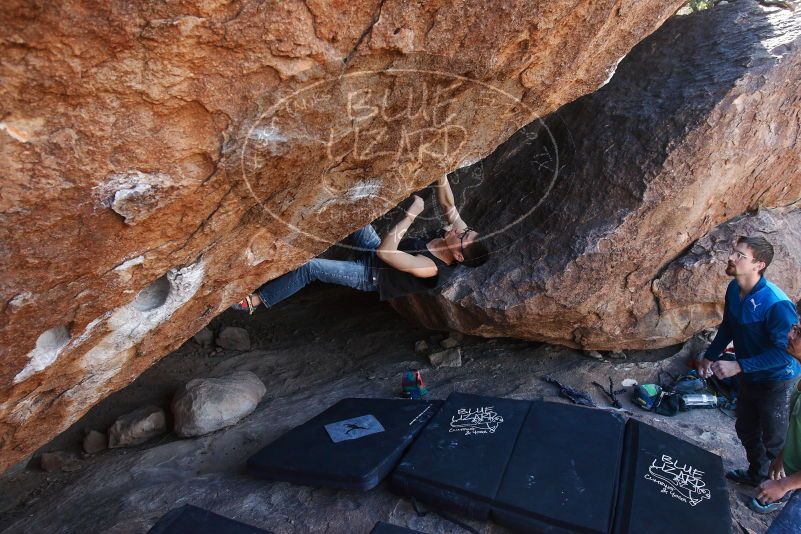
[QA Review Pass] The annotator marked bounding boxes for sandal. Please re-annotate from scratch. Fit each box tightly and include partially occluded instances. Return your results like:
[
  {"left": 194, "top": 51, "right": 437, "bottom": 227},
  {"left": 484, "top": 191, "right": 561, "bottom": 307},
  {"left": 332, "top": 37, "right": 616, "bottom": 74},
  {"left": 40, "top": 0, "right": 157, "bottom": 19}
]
[{"left": 231, "top": 294, "right": 256, "bottom": 315}]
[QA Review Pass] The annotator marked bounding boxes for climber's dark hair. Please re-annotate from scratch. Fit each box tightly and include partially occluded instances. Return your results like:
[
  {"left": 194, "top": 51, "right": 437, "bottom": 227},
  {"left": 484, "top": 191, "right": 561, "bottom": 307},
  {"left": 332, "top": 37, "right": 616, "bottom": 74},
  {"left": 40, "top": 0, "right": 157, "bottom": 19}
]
[{"left": 462, "top": 238, "right": 490, "bottom": 267}]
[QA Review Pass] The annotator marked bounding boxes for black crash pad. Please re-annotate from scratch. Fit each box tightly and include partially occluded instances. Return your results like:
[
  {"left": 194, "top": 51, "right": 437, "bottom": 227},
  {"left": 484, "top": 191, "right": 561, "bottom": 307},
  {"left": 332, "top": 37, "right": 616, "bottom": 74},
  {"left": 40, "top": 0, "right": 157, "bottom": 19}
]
[
  {"left": 370, "top": 521, "right": 427, "bottom": 533},
  {"left": 147, "top": 504, "right": 272, "bottom": 534},
  {"left": 493, "top": 400, "right": 626, "bottom": 534},
  {"left": 392, "top": 393, "right": 731, "bottom": 534},
  {"left": 393, "top": 393, "right": 531, "bottom": 519},
  {"left": 248, "top": 397, "right": 440, "bottom": 491},
  {"left": 613, "top": 419, "right": 731, "bottom": 534}
]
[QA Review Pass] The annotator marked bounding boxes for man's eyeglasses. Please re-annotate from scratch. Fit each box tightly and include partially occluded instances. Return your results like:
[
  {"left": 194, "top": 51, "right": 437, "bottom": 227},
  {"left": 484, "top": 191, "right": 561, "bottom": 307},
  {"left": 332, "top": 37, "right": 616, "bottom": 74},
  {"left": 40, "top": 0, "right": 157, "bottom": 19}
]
[{"left": 731, "top": 250, "right": 754, "bottom": 261}]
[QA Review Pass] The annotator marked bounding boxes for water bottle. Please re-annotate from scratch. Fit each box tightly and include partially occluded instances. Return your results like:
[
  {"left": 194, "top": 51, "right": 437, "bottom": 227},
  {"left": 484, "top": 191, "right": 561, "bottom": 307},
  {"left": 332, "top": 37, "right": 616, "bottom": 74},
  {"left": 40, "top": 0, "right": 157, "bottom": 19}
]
[{"left": 681, "top": 393, "right": 718, "bottom": 408}]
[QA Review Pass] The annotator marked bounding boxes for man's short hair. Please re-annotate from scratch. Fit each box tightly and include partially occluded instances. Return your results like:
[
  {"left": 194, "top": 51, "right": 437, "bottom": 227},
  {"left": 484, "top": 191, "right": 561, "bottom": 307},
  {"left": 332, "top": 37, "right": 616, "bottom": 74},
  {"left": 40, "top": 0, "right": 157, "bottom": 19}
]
[
  {"left": 737, "top": 235, "right": 774, "bottom": 275},
  {"left": 462, "top": 238, "right": 490, "bottom": 267}
]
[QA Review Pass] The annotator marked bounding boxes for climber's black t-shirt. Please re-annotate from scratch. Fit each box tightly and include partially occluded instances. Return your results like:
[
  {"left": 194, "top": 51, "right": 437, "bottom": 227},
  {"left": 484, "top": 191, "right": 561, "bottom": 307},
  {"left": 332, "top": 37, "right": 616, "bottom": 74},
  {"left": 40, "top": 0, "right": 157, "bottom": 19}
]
[{"left": 374, "top": 229, "right": 452, "bottom": 301}]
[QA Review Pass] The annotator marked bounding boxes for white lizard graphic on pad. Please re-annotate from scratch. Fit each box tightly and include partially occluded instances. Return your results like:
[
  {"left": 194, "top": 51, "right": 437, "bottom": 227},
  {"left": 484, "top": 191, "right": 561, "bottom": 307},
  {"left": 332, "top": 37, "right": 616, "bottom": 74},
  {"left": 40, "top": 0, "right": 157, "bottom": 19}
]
[
  {"left": 449, "top": 406, "right": 504, "bottom": 435},
  {"left": 645, "top": 454, "right": 711, "bottom": 506}
]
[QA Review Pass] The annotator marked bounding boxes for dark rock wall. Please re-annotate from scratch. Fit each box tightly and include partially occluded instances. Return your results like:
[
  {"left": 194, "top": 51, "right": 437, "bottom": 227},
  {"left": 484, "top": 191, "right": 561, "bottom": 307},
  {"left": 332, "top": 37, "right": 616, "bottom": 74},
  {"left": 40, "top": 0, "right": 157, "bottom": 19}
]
[{"left": 393, "top": 1, "right": 801, "bottom": 348}]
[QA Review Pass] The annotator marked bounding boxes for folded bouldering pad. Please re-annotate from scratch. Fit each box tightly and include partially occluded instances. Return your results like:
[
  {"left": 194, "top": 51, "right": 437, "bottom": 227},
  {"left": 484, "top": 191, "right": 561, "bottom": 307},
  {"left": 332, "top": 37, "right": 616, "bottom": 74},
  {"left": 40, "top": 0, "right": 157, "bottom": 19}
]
[
  {"left": 370, "top": 522, "right": 427, "bottom": 533},
  {"left": 147, "top": 504, "right": 272, "bottom": 534},
  {"left": 613, "top": 419, "right": 731, "bottom": 534},
  {"left": 392, "top": 393, "right": 626, "bottom": 531},
  {"left": 392, "top": 393, "right": 731, "bottom": 534},
  {"left": 493, "top": 400, "right": 626, "bottom": 534},
  {"left": 392, "top": 393, "right": 532, "bottom": 519},
  {"left": 247, "top": 397, "right": 440, "bottom": 490}
]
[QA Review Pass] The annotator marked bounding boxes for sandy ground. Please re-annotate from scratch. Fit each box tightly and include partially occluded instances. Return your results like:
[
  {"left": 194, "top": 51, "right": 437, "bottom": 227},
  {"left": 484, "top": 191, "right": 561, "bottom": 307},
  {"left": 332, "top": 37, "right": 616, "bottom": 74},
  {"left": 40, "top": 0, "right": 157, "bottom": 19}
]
[{"left": 0, "top": 285, "right": 780, "bottom": 533}]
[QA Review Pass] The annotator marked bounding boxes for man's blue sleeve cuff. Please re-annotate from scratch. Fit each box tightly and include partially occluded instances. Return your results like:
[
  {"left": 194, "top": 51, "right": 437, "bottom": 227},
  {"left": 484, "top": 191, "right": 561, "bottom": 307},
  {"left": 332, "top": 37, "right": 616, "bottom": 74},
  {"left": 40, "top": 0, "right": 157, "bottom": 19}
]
[{"left": 738, "top": 350, "right": 794, "bottom": 374}]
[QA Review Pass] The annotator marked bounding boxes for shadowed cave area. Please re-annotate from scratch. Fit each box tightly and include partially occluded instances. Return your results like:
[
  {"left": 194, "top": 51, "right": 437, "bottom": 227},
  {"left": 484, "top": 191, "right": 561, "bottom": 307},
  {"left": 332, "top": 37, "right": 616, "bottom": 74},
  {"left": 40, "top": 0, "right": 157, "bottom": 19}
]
[{"left": 0, "top": 285, "right": 766, "bottom": 533}]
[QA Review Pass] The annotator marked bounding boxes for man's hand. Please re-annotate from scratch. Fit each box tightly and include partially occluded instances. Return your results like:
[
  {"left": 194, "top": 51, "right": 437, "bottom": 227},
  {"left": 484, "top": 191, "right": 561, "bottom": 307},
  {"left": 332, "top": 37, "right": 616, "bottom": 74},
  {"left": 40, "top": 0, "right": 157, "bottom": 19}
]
[
  {"left": 407, "top": 195, "right": 424, "bottom": 218},
  {"left": 710, "top": 360, "right": 742, "bottom": 379},
  {"left": 697, "top": 358, "right": 714, "bottom": 379},
  {"left": 769, "top": 451, "right": 786, "bottom": 481},
  {"left": 756, "top": 479, "right": 789, "bottom": 504}
]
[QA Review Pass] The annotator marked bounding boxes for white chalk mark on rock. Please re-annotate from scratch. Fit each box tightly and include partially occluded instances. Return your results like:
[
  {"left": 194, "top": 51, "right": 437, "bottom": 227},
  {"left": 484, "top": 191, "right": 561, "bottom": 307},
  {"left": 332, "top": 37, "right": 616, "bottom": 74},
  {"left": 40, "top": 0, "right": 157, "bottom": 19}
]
[
  {"left": 114, "top": 255, "right": 145, "bottom": 271},
  {"left": 133, "top": 275, "right": 170, "bottom": 312},
  {"left": 79, "top": 262, "right": 205, "bottom": 377},
  {"left": 249, "top": 126, "right": 289, "bottom": 155},
  {"left": 12, "top": 262, "right": 204, "bottom": 390},
  {"left": 598, "top": 55, "right": 626, "bottom": 90},
  {"left": 345, "top": 179, "right": 382, "bottom": 201},
  {"left": 8, "top": 292, "right": 34, "bottom": 309},
  {"left": 14, "top": 326, "right": 71, "bottom": 383},
  {"left": 95, "top": 171, "right": 177, "bottom": 224},
  {"left": 6, "top": 263, "right": 205, "bottom": 424},
  {"left": 0, "top": 118, "right": 43, "bottom": 143}
]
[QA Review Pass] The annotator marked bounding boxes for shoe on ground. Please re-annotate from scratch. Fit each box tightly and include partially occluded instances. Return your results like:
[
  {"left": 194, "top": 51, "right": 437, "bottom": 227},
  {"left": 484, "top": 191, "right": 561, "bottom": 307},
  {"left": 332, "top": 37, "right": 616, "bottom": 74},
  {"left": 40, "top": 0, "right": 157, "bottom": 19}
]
[{"left": 726, "top": 468, "right": 762, "bottom": 487}]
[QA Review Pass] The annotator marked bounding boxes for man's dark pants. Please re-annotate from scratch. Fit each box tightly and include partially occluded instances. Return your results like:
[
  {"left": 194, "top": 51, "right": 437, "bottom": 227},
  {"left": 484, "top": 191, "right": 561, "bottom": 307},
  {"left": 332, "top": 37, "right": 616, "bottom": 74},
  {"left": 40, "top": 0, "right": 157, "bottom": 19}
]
[{"left": 736, "top": 378, "right": 797, "bottom": 480}]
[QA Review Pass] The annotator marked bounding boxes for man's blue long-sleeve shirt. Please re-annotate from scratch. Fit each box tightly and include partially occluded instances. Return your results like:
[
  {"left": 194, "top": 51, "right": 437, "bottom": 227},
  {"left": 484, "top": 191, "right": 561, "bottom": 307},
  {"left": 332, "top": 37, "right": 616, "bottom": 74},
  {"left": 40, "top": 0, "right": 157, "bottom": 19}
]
[{"left": 704, "top": 277, "right": 800, "bottom": 383}]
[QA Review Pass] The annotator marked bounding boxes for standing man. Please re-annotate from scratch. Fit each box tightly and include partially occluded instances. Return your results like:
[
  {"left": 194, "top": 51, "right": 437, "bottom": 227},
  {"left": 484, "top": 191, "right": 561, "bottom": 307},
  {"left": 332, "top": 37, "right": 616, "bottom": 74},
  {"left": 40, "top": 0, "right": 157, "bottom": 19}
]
[{"left": 698, "top": 236, "right": 800, "bottom": 487}]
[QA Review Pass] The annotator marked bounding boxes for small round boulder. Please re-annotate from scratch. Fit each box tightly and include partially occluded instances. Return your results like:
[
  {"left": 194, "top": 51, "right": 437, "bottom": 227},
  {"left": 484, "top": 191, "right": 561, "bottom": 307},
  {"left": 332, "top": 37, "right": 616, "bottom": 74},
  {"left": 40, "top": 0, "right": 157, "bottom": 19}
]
[
  {"left": 172, "top": 371, "right": 266, "bottom": 437},
  {"left": 215, "top": 326, "right": 251, "bottom": 351}
]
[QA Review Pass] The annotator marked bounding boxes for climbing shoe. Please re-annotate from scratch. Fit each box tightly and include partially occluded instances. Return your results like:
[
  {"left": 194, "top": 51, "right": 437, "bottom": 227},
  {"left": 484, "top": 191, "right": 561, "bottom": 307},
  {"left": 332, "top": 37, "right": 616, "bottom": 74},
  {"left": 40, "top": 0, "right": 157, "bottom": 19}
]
[
  {"left": 725, "top": 468, "right": 762, "bottom": 487},
  {"left": 231, "top": 294, "right": 257, "bottom": 314},
  {"left": 747, "top": 497, "right": 783, "bottom": 514}
]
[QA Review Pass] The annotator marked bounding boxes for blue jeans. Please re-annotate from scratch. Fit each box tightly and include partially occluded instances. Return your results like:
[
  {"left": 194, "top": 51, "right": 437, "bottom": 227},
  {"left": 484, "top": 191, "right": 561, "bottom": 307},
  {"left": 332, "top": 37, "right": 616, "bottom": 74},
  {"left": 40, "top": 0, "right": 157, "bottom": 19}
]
[
  {"left": 767, "top": 490, "right": 800, "bottom": 533},
  {"left": 256, "top": 225, "right": 380, "bottom": 307}
]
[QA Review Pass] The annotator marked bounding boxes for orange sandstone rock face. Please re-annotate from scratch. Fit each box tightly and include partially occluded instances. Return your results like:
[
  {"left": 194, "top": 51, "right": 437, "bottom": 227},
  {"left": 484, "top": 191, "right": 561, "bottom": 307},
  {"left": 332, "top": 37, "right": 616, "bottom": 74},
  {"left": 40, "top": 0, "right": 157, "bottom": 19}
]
[
  {"left": 0, "top": 1, "right": 683, "bottom": 471},
  {"left": 392, "top": 2, "right": 801, "bottom": 350}
]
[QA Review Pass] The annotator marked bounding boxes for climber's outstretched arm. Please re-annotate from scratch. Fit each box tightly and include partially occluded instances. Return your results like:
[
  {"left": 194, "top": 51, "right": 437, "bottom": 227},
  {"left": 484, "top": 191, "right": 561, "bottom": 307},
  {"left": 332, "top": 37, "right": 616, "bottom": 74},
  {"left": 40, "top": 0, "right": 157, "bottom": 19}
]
[{"left": 434, "top": 174, "right": 468, "bottom": 232}]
